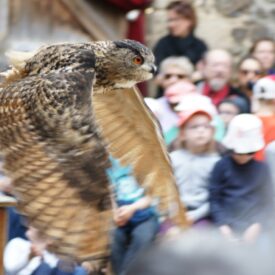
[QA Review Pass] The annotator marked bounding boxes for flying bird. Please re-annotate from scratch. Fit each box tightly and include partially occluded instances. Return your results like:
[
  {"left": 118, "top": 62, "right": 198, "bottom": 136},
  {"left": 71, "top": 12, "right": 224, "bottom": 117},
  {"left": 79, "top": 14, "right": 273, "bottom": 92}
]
[{"left": 0, "top": 40, "right": 188, "bottom": 263}]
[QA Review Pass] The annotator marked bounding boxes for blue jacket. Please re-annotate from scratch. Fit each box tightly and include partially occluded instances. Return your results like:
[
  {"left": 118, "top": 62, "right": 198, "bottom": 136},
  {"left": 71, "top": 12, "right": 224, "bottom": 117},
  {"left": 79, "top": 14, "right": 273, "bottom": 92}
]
[{"left": 209, "top": 156, "right": 274, "bottom": 232}]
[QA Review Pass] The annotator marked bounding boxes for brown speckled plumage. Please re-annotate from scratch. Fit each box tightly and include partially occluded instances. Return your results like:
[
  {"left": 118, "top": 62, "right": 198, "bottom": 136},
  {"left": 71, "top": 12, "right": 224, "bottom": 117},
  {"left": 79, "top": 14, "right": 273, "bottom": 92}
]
[{"left": 0, "top": 39, "right": 188, "bottom": 262}]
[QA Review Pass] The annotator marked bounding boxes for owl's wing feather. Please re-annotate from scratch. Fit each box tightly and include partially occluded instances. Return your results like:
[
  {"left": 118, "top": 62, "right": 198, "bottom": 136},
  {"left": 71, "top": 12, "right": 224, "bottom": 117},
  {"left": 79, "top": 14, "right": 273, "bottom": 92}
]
[
  {"left": 0, "top": 70, "right": 112, "bottom": 261},
  {"left": 93, "top": 87, "right": 188, "bottom": 227}
]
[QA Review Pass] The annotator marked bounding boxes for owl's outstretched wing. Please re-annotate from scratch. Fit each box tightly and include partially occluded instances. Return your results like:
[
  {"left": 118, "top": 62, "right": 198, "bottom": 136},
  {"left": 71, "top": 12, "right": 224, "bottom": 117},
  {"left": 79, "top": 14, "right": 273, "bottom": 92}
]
[
  {"left": 0, "top": 70, "right": 112, "bottom": 261},
  {"left": 93, "top": 87, "right": 188, "bottom": 227}
]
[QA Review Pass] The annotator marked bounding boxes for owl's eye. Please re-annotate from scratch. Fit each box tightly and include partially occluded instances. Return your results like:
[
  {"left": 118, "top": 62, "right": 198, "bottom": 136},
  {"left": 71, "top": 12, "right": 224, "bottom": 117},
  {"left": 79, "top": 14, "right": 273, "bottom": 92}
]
[{"left": 133, "top": 56, "right": 143, "bottom": 65}]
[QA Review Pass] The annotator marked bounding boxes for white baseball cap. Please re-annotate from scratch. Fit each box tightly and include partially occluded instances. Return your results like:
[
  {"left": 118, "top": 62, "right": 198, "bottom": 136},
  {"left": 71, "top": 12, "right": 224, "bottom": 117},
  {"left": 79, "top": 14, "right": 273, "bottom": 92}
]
[
  {"left": 253, "top": 76, "right": 275, "bottom": 99},
  {"left": 222, "top": 114, "right": 264, "bottom": 154}
]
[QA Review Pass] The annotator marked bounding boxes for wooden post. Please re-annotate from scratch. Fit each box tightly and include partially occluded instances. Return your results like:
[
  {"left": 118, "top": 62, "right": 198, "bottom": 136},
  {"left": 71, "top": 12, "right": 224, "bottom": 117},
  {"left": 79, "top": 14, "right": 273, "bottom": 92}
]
[{"left": 0, "top": 196, "right": 17, "bottom": 275}]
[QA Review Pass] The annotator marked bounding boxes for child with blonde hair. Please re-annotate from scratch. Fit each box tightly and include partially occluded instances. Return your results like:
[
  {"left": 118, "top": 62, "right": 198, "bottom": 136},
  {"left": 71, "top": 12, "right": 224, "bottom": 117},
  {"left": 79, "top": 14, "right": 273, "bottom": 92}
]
[{"left": 170, "top": 103, "right": 220, "bottom": 224}]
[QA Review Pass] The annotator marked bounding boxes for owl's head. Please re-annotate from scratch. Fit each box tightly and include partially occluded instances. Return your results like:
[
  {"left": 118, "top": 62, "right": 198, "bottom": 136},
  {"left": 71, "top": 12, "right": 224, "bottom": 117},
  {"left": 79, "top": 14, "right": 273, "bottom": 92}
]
[
  {"left": 94, "top": 39, "right": 156, "bottom": 89},
  {"left": 1, "top": 40, "right": 156, "bottom": 89}
]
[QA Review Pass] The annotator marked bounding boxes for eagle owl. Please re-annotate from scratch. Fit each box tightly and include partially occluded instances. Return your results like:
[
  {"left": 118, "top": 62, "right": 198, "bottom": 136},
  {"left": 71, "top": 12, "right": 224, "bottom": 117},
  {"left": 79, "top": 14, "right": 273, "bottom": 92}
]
[{"left": 0, "top": 40, "right": 187, "bottom": 262}]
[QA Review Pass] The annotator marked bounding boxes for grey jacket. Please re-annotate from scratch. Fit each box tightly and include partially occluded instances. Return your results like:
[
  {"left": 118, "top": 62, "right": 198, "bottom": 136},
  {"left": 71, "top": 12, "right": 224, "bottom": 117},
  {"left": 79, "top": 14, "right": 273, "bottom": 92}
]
[{"left": 170, "top": 149, "right": 220, "bottom": 222}]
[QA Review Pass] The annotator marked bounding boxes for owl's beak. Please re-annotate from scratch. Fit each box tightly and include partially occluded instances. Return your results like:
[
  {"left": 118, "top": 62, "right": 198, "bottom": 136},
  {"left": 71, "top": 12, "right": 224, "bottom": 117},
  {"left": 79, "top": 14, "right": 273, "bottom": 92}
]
[{"left": 149, "top": 65, "right": 157, "bottom": 75}]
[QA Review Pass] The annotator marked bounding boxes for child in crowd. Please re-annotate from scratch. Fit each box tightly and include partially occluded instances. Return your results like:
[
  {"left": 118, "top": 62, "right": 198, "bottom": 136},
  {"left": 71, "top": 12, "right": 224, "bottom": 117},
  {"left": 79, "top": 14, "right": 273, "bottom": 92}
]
[
  {"left": 209, "top": 114, "right": 274, "bottom": 243},
  {"left": 4, "top": 226, "right": 58, "bottom": 274},
  {"left": 253, "top": 75, "right": 275, "bottom": 160},
  {"left": 170, "top": 107, "right": 220, "bottom": 224},
  {"left": 145, "top": 81, "right": 197, "bottom": 146},
  {"left": 217, "top": 95, "right": 249, "bottom": 140},
  {"left": 107, "top": 157, "right": 159, "bottom": 275},
  {"left": 4, "top": 225, "right": 91, "bottom": 275}
]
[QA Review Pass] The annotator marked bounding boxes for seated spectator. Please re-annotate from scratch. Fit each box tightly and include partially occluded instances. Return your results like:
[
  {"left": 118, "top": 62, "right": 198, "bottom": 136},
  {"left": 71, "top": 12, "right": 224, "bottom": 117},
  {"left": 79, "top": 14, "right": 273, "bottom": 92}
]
[
  {"left": 154, "top": 56, "right": 194, "bottom": 98},
  {"left": 4, "top": 225, "right": 91, "bottom": 275},
  {"left": 197, "top": 49, "right": 250, "bottom": 110},
  {"left": 250, "top": 38, "right": 275, "bottom": 75},
  {"left": 209, "top": 114, "right": 274, "bottom": 243},
  {"left": 145, "top": 81, "right": 197, "bottom": 146},
  {"left": 252, "top": 76, "right": 275, "bottom": 160},
  {"left": 236, "top": 56, "right": 264, "bottom": 101},
  {"left": 170, "top": 107, "right": 220, "bottom": 224},
  {"left": 173, "top": 94, "right": 226, "bottom": 148},
  {"left": 217, "top": 95, "right": 249, "bottom": 140},
  {"left": 107, "top": 157, "right": 159, "bottom": 275},
  {"left": 4, "top": 225, "right": 58, "bottom": 274},
  {"left": 153, "top": 1, "right": 207, "bottom": 69}
]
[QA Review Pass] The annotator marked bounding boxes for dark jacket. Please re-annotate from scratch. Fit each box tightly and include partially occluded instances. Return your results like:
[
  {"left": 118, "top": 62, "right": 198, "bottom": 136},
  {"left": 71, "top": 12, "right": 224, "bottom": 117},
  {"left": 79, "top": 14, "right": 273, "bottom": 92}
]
[
  {"left": 153, "top": 33, "right": 208, "bottom": 67},
  {"left": 209, "top": 155, "right": 274, "bottom": 233}
]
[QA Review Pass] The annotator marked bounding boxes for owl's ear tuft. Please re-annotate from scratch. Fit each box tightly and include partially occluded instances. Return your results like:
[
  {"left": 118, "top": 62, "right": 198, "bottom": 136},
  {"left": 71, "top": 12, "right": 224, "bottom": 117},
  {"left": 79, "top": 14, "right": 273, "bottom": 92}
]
[{"left": 114, "top": 40, "right": 141, "bottom": 56}]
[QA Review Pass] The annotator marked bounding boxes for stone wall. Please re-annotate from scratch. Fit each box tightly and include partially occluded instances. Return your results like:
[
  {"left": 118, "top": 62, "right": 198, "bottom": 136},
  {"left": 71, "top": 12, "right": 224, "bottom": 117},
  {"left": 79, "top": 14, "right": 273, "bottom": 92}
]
[{"left": 146, "top": 0, "right": 275, "bottom": 59}]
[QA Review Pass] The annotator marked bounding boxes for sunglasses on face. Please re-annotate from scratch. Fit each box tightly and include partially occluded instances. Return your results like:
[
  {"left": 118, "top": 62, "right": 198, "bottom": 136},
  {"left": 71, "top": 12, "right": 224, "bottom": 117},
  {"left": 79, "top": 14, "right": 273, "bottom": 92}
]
[
  {"left": 240, "top": 69, "right": 262, "bottom": 76},
  {"left": 163, "top": 73, "right": 187, "bottom": 80}
]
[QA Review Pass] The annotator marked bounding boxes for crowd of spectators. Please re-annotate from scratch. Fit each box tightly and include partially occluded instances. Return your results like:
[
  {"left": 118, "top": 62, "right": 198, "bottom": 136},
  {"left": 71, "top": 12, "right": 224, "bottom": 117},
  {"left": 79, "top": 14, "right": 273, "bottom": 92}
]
[{"left": 2, "top": 1, "right": 275, "bottom": 275}]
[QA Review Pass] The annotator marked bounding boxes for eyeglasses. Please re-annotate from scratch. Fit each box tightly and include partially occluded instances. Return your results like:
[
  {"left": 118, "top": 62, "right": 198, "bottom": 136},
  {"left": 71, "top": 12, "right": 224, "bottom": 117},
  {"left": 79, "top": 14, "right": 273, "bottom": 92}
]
[
  {"left": 240, "top": 69, "right": 262, "bottom": 76},
  {"left": 185, "top": 123, "right": 212, "bottom": 131},
  {"left": 163, "top": 74, "right": 187, "bottom": 80}
]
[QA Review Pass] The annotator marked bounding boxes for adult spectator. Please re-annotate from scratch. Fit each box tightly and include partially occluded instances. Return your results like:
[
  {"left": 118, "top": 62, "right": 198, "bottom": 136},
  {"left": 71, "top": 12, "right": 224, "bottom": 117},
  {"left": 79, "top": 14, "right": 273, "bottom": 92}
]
[
  {"left": 250, "top": 38, "right": 275, "bottom": 75},
  {"left": 236, "top": 56, "right": 264, "bottom": 100},
  {"left": 154, "top": 56, "right": 194, "bottom": 97},
  {"left": 197, "top": 49, "right": 250, "bottom": 111},
  {"left": 153, "top": 1, "right": 207, "bottom": 68}
]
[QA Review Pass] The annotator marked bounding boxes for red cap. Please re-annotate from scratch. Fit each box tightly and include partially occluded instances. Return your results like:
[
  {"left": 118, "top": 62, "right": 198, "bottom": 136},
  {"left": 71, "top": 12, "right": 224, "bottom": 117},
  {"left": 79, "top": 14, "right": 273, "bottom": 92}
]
[{"left": 178, "top": 109, "right": 212, "bottom": 127}]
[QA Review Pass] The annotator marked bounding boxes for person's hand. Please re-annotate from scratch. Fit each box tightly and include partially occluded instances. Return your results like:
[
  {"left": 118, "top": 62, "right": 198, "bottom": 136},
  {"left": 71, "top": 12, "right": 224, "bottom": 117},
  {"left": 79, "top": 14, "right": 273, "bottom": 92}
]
[
  {"left": 29, "top": 242, "right": 47, "bottom": 258},
  {"left": 114, "top": 205, "right": 136, "bottom": 227}
]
